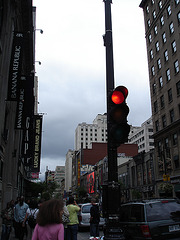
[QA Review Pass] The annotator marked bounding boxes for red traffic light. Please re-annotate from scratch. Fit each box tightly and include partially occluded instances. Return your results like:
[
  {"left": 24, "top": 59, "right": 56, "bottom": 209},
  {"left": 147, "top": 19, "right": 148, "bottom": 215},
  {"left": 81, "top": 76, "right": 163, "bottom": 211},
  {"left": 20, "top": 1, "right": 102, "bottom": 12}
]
[{"left": 111, "top": 86, "right": 128, "bottom": 105}]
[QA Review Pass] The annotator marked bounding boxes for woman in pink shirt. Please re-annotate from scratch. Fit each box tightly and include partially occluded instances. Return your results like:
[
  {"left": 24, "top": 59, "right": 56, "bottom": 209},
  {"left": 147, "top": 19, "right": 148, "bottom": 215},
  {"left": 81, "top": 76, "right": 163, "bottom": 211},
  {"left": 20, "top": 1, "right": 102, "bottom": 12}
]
[{"left": 32, "top": 199, "right": 64, "bottom": 240}]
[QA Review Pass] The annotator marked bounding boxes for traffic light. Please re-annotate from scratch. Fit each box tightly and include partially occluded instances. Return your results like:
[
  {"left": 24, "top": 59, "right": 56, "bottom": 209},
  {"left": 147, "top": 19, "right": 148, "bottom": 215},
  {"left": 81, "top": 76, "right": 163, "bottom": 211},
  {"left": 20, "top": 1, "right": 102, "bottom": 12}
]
[{"left": 108, "top": 86, "right": 130, "bottom": 147}]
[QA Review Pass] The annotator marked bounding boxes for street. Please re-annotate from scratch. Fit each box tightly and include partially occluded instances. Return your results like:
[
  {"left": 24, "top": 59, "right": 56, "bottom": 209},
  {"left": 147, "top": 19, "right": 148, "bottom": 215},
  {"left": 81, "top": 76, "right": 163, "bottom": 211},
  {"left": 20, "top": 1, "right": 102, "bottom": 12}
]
[{"left": 78, "top": 228, "right": 103, "bottom": 240}]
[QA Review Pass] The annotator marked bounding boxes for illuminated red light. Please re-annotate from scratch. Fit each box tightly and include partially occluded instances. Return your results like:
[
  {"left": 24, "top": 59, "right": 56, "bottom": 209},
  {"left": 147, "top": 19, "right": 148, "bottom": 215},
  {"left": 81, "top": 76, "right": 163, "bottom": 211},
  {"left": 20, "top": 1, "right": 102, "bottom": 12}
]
[{"left": 111, "top": 91, "right": 124, "bottom": 104}]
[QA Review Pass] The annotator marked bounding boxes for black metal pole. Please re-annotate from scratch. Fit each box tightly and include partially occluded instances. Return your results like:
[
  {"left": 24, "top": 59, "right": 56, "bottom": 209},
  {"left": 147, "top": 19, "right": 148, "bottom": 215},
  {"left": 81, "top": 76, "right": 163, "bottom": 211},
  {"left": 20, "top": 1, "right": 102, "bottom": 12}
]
[{"left": 103, "top": 0, "right": 118, "bottom": 183}]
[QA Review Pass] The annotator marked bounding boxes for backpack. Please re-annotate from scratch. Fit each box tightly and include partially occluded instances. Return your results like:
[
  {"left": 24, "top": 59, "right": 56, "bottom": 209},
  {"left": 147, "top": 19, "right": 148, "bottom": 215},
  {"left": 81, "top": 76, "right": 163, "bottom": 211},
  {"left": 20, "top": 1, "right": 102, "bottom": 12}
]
[{"left": 28, "top": 209, "right": 37, "bottom": 229}]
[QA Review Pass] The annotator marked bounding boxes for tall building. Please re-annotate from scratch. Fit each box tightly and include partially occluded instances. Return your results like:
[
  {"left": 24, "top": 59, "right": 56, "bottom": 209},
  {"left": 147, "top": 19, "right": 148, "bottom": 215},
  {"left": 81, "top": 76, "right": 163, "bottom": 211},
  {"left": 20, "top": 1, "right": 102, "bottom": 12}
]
[
  {"left": 65, "top": 149, "right": 74, "bottom": 193},
  {"left": 54, "top": 166, "right": 65, "bottom": 186},
  {"left": 140, "top": 0, "right": 180, "bottom": 187},
  {"left": 128, "top": 117, "right": 154, "bottom": 153},
  {"left": 75, "top": 114, "right": 107, "bottom": 150}
]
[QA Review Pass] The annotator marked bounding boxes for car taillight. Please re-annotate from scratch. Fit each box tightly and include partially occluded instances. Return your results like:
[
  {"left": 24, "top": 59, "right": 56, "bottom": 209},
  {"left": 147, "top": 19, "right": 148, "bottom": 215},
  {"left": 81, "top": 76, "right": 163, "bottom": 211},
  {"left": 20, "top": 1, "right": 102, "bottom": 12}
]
[
  {"left": 79, "top": 215, "right": 82, "bottom": 222},
  {"left": 140, "top": 225, "right": 151, "bottom": 238}
]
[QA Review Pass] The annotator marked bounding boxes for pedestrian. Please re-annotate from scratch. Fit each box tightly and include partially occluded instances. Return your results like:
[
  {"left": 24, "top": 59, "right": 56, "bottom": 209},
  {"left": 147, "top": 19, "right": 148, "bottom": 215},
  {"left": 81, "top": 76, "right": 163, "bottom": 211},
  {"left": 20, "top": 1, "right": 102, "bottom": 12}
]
[
  {"left": 23, "top": 198, "right": 39, "bottom": 240},
  {"left": 32, "top": 199, "right": 64, "bottom": 240},
  {"left": 67, "top": 196, "right": 80, "bottom": 240},
  {"left": 62, "top": 200, "right": 69, "bottom": 240},
  {"left": 1, "top": 202, "right": 14, "bottom": 240},
  {"left": 89, "top": 198, "right": 100, "bottom": 240},
  {"left": 14, "top": 196, "right": 29, "bottom": 240}
]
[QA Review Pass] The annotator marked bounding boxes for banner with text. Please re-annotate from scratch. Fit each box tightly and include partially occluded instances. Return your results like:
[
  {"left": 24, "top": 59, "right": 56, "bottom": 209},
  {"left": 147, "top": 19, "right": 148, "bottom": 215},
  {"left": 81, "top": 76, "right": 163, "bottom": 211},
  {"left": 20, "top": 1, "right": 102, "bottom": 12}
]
[
  {"left": 32, "top": 115, "right": 43, "bottom": 173},
  {"left": 7, "top": 32, "right": 24, "bottom": 101},
  {"left": 15, "top": 75, "right": 34, "bottom": 129}
]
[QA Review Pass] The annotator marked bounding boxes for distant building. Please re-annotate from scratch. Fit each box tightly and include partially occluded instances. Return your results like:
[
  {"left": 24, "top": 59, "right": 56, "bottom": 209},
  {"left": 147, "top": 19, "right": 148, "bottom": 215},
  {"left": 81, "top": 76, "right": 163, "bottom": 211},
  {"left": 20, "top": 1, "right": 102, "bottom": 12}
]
[
  {"left": 65, "top": 150, "right": 74, "bottom": 193},
  {"left": 128, "top": 117, "right": 154, "bottom": 153},
  {"left": 54, "top": 166, "right": 65, "bottom": 187},
  {"left": 75, "top": 114, "right": 107, "bottom": 150}
]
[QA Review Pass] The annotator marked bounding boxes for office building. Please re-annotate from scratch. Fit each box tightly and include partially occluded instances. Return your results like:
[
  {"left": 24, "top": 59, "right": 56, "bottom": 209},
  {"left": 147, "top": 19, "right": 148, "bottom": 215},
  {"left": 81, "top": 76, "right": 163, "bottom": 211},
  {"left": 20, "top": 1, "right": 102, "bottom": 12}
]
[
  {"left": 128, "top": 117, "right": 154, "bottom": 153},
  {"left": 140, "top": 0, "right": 180, "bottom": 190}
]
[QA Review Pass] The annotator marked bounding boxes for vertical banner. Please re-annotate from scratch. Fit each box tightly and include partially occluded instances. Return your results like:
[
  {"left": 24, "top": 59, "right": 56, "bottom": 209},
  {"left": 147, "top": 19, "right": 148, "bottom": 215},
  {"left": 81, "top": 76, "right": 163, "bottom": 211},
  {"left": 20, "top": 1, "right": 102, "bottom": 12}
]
[
  {"left": 7, "top": 32, "right": 24, "bottom": 101},
  {"left": 15, "top": 75, "right": 34, "bottom": 129},
  {"left": 32, "top": 115, "right": 43, "bottom": 173},
  {"left": 78, "top": 157, "right": 81, "bottom": 186}
]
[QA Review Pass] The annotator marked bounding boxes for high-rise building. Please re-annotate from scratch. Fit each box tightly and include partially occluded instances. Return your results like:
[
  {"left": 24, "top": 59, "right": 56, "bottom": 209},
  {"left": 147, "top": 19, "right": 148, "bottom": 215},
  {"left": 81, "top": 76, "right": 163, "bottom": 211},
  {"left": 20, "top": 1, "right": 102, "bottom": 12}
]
[
  {"left": 140, "top": 1, "right": 180, "bottom": 185},
  {"left": 75, "top": 113, "right": 107, "bottom": 150},
  {"left": 128, "top": 117, "right": 154, "bottom": 153}
]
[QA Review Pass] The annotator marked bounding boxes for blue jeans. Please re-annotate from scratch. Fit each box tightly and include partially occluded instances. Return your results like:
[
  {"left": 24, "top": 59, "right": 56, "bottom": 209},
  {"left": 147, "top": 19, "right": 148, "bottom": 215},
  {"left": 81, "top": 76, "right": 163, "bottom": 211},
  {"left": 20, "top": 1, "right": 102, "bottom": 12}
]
[
  {"left": 1, "top": 224, "right": 12, "bottom": 240},
  {"left": 67, "top": 224, "right": 78, "bottom": 240},
  {"left": 90, "top": 223, "right": 99, "bottom": 237}
]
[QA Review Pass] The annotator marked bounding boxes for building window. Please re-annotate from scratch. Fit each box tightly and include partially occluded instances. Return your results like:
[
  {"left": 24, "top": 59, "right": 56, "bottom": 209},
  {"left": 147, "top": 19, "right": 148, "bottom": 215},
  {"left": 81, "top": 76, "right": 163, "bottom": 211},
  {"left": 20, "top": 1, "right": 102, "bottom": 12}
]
[
  {"left": 152, "top": 0, "right": 155, "bottom": 4},
  {"left": 149, "top": 34, "right": 152, "bottom": 43},
  {"left": 169, "top": 22, "right": 174, "bottom": 34},
  {"left": 176, "top": 81, "right": 180, "bottom": 95},
  {"left": 150, "top": 49, "right": 154, "bottom": 59},
  {"left": 172, "top": 41, "right": 177, "bottom": 53},
  {"left": 174, "top": 60, "right": 179, "bottom": 74},
  {"left": 151, "top": 66, "right": 155, "bottom": 76},
  {"left": 160, "top": 95, "right": 165, "bottom": 108},
  {"left": 154, "top": 25, "right": 158, "bottom": 35},
  {"left": 146, "top": 5, "right": 149, "bottom": 13},
  {"left": 178, "top": 12, "right": 180, "bottom": 23},
  {"left": 159, "top": 1, "right": 163, "bottom": 9},
  {"left": 173, "top": 133, "right": 178, "bottom": 145},
  {"left": 166, "top": 69, "right": 171, "bottom": 81},
  {"left": 154, "top": 101, "right": 158, "bottom": 113},
  {"left": 159, "top": 76, "right": 163, "bottom": 88},
  {"left": 152, "top": 82, "right": 156, "bottom": 94},
  {"left": 175, "top": 0, "right": 179, "bottom": 5},
  {"left": 147, "top": 19, "right": 151, "bottom": 28},
  {"left": 157, "top": 58, "right": 161, "bottom": 69},
  {"left": 167, "top": 5, "right": 172, "bottom": 16},
  {"left": 162, "top": 32, "right": 166, "bottom": 43},
  {"left": 174, "top": 155, "right": 179, "bottom": 169},
  {"left": 156, "top": 41, "right": 160, "bottom": 52},
  {"left": 160, "top": 15, "right": 164, "bottom": 26},
  {"left": 162, "top": 115, "right": 167, "bottom": 128},
  {"left": 170, "top": 109, "right": 175, "bottom": 123},
  {"left": 155, "top": 120, "right": 159, "bottom": 132},
  {"left": 153, "top": 10, "right": 156, "bottom": 19},
  {"left": 164, "top": 50, "right": 168, "bottom": 62},
  {"left": 168, "top": 88, "right": 173, "bottom": 102}
]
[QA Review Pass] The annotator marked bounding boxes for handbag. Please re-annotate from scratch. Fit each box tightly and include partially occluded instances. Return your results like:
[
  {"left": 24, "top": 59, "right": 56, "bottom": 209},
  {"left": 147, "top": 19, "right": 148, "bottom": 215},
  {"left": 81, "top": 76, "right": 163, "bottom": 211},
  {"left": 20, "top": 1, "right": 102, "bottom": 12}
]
[{"left": 62, "top": 213, "right": 70, "bottom": 224}]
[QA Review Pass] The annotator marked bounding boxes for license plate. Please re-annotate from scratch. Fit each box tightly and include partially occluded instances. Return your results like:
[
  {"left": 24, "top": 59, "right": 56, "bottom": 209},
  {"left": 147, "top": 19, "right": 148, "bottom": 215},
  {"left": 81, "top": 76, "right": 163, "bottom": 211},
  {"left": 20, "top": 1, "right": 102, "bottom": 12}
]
[{"left": 169, "top": 225, "right": 180, "bottom": 232}]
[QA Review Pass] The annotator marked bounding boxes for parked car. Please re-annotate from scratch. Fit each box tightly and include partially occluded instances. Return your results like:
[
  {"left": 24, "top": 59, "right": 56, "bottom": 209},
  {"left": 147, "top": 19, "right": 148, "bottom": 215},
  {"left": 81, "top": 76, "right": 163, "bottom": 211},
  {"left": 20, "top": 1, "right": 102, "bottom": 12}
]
[
  {"left": 119, "top": 199, "right": 180, "bottom": 239},
  {"left": 78, "top": 203, "right": 105, "bottom": 229}
]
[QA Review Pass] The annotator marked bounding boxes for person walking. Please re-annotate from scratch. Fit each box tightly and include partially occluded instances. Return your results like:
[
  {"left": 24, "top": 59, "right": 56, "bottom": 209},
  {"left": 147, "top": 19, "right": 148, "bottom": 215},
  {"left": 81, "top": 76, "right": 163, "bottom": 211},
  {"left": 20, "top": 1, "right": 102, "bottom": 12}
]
[
  {"left": 14, "top": 196, "right": 29, "bottom": 240},
  {"left": 23, "top": 198, "right": 39, "bottom": 240},
  {"left": 32, "top": 199, "right": 64, "bottom": 240},
  {"left": 1, "top": 202, "right": 14, "bottom": 240},
  {"left": 89, "top": 198, "right": 100, "bottom": 240},
  {"left": 62, "top": 200, "right": 69, "bottom": 240},
  {"left": 67, "top": 197, "right": 80, "bottom": 240}
]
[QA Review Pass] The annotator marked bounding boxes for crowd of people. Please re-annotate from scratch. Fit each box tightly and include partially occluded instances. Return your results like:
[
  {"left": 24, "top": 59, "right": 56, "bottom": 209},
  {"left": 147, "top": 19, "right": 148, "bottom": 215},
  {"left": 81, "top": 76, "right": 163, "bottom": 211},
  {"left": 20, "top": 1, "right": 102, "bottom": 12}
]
[{"left": 1, "top": 196, "right": 101, "bottom": 240}]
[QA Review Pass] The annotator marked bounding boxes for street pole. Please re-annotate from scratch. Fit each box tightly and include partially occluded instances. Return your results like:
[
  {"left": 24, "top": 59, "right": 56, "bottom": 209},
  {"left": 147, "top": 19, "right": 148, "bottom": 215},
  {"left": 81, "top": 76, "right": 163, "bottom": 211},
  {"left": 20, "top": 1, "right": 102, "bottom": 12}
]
[{"left": 102, "top": 1, "right": 124, "bottom": 239}]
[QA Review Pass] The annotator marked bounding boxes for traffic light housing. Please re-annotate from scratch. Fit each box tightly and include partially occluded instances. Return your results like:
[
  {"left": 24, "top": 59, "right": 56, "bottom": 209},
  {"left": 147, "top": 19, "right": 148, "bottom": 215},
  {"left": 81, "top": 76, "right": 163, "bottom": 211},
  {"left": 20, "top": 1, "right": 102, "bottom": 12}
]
[{"left": 108, "top": 86, "right": 130, "bottom": 147}]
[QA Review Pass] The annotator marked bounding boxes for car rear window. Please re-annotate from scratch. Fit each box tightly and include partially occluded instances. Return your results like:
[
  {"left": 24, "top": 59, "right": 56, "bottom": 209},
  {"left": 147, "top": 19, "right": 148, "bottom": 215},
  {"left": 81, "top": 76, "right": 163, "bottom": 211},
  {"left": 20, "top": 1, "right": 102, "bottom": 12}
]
[
  {"left": 82, "top": 205, "right": 91, "bottom": 213},
  {"left": 120, "top": 204, "right": 145, "bottom": 222},
  {"left": 146, "top": 201, "right": 180, "bottom": 222}
]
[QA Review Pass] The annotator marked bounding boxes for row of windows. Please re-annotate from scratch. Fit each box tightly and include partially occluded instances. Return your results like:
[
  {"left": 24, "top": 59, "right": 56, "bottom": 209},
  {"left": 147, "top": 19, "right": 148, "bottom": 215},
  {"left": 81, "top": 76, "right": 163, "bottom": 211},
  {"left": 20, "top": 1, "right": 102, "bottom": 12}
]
[
  {"left": 149, "top": 39, "right": 177, "bottom": 64},
  {"left": 81, "top": 137, "right": 107, "bottom": 142},
  {"left": 153, "top": 81, "right": 180, "bottom": 116},
  {"left": 155, "top": 105, "right": 180, "bottom": 132},
  {"left": 146, "top": 0, "right": 179, "bottom": 30},
  {"left": 152, "top": 62, "right": 179, "bottom": 94},
  {"left": 146, "top": 0, "right": 179, "bottom": 15}
]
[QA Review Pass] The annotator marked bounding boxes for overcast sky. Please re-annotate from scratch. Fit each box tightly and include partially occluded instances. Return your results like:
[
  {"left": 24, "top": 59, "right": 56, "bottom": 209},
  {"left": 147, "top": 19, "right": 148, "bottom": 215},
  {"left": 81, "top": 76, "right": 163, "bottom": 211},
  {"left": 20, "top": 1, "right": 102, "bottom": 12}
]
[{"left": 32, "top": 0, "right": 152, "bottom": 178}]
